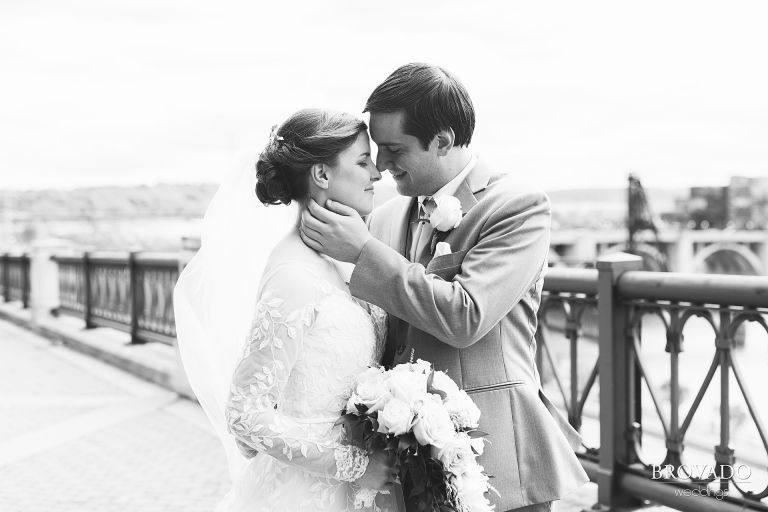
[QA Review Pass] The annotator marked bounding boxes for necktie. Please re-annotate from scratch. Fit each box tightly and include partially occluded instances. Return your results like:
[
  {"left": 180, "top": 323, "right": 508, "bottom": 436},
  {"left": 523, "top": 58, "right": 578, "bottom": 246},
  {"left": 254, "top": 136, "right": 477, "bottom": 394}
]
[{"left": 409, "top": 197, "right": 436, "bottom": 262}]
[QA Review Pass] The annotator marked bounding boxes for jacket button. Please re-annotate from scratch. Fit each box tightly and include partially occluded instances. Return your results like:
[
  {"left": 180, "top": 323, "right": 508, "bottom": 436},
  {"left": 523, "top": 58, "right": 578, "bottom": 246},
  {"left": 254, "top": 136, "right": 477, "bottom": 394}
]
[{"left": 396, "top": 345, "right": 405, "bottom": 355}]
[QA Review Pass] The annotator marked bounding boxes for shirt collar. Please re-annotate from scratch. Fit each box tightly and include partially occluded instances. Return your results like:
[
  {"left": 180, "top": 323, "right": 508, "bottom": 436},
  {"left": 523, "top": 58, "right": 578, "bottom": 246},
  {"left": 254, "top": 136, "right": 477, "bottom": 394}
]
[{"left": 418, "top": 154, "right": 478, "bottom": 204}]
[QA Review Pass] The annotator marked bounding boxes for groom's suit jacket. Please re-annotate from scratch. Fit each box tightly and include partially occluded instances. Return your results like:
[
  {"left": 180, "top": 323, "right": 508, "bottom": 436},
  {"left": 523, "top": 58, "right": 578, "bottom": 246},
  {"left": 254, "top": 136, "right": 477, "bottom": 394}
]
[{"left": 350, "top": 159, "right": 589, "bottom": 511}]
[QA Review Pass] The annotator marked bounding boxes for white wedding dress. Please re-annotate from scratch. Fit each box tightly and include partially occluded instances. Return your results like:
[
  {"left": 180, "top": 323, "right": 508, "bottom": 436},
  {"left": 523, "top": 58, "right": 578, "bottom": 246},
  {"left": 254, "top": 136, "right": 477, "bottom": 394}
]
[{"left": 218, "top": 255, "right": 390, "bottom": 512}]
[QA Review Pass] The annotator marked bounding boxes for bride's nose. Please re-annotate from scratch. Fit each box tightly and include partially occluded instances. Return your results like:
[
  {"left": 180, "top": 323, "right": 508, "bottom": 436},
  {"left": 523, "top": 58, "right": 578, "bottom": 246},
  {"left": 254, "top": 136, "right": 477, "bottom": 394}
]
[{"left": 370, "top": 166, "right": 382, "bottom": 182}]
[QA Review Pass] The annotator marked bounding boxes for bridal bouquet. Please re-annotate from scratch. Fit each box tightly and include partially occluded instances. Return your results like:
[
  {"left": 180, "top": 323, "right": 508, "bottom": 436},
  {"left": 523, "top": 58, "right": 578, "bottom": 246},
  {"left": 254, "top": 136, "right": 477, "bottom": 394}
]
[{"left": 339, "top": 359, "right": 497, "bottom": 512}]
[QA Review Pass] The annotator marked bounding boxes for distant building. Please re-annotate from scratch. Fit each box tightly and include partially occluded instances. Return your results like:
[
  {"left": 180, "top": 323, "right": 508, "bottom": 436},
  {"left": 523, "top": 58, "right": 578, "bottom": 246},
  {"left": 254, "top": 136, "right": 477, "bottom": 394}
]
[
  {"left": 728, "top": 176, "right": 768, "bottom": 230},
  {"left": 665, "top": 177, "right": 768, "bottom": 230},
  {"left": 688, "top": 186, "right": 729, "bottom": 229}
]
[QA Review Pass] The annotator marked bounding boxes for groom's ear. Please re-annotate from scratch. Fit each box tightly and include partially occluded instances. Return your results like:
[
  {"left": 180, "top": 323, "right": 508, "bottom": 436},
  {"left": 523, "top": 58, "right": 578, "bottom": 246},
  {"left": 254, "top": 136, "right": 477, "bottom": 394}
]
[
  {"left": 434, "top": 128, "right": 455, "bottom": 156},
  {"left": 309, "top": 163, "right": 329, "bottom": 189}
]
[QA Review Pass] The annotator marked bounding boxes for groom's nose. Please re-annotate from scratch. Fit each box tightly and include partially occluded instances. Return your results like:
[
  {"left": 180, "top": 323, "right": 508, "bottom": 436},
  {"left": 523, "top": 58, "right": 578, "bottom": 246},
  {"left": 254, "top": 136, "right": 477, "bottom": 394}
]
[{"left": 375, "top": 152, "right": 391, "bottom": 173}]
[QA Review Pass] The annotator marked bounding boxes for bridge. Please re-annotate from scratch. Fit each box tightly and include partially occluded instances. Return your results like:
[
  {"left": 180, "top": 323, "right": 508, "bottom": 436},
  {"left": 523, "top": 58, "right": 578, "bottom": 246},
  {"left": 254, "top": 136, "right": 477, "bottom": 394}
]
[
  {"left": 2, "top": 248, "right": 768, "bottom": 511},
  {"left": 550, "top": 229, "right": 768, "bottom": 275}
]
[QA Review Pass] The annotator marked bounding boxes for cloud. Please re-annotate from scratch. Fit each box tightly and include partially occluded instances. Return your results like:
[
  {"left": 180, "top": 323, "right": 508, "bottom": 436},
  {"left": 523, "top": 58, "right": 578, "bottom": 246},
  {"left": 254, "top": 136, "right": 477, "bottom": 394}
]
[{"left": 1, "top": 0, "right": 767, "bottom": 190}]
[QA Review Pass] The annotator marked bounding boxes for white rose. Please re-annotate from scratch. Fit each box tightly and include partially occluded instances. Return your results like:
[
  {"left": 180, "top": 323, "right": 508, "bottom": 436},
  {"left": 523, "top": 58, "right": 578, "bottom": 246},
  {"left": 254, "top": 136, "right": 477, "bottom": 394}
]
[
  {"left": 412, "top": 397, "right": 456, "bottom": 448},
  {"left": 431, "top": 432, "right": 475, "bottom": 475},
  {"left": 391, "top": 359, "right": 432, "bottom": 375},
  {"left": 412, "top": 359, "right": 433, "bottom": 375},
  {"left": 377, "top": 397, "right": 415, "bottom": 436},
  {"left": 454, "top": 464, "right": 494, "bottom": 512},
  {"left": 429, "top": 370, "right": 460, "bottom": 399},
  {"left": 350, "top": 366, "right": 391, "bottom": 414},
  {"left": 346, "top": 393, "right": 364, "bottom": 415},
  {"left": 444, "top": 389, "right": 481, "bottom": 430},
  {"left": 429, "top": 195, "right": 462, "bottom": 232},
  {"left": 389, "top": 370, "right": 428, "bottom": 403},
  {"left": 470, "top": 437, "right": 485, "bottom": 456}
]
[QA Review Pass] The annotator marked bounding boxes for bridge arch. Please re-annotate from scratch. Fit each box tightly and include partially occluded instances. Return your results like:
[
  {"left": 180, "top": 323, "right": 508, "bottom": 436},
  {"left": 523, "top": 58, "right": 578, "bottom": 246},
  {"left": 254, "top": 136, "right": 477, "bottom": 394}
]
[{"left": 691, "top": 243, "right": 764, "bottom": 275}]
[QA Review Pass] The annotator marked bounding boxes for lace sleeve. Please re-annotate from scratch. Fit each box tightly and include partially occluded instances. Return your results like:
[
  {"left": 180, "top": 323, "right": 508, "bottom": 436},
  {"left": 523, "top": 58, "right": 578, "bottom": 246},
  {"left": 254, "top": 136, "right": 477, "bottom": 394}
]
[{"left": 225, "top": 267, "right": 368, "bottom": 481}]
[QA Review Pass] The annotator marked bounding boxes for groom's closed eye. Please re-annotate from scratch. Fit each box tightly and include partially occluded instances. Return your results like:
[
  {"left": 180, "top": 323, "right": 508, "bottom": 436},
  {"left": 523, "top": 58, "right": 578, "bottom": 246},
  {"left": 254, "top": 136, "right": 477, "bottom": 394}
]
[{"left": 380, "top": 145, "right": 401, "bottom": 155}]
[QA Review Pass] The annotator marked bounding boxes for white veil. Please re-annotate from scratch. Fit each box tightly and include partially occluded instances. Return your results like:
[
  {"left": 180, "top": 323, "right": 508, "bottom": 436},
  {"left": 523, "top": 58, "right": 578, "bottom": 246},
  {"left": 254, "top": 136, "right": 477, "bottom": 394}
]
[{"left": 173, "top": 166, "right": 297, "bottom": 480}]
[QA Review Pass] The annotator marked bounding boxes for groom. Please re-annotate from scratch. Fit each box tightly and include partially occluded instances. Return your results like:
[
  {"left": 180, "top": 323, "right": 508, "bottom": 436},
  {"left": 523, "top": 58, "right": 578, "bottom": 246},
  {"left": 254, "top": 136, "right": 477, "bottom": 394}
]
[{"left": 300, "top": 63, "right": 588, "bottom": 511}]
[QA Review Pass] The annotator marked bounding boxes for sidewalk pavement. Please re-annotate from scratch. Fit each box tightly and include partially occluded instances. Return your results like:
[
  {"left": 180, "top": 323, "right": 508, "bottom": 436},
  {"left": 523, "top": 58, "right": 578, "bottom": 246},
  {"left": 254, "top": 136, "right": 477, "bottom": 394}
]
[
  {"left": 0, "top": 301, "right": 609, "bottom": 511},
  {"left": 0, "top": 315, "right": 230, "bottom": 511}
]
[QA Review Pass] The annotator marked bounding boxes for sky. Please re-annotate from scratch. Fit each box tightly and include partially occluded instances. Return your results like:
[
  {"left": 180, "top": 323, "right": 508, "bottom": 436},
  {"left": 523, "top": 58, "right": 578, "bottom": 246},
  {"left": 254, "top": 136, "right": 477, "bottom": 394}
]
[{"left": 1, "top": 0, "right": 767, "bottom": 192}]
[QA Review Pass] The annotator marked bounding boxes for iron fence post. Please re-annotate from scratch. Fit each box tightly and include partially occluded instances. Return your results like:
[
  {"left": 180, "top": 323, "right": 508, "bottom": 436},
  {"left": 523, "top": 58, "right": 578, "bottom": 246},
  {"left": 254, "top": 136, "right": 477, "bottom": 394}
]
[
  {"left": 2, "top": 253, "right": 9, "bottom": 302},
  {"left": 83, "top": 252, "right": 95, "bottom": 328},
  {"left": 129, "top": 251, "right": 144, "bottom": 344},
  {"left": 595, "top": 252, "right": 644, "bottom": 510},
  {"left": 21, "top": 254, "right": 30, "bottom": 308}
]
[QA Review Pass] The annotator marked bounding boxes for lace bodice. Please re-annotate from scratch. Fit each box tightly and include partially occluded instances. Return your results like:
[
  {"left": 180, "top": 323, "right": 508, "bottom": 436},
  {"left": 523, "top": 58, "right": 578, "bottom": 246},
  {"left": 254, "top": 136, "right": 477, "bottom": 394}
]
[{"left": 225, "top": 260, "right": 386, "bottom": 484}]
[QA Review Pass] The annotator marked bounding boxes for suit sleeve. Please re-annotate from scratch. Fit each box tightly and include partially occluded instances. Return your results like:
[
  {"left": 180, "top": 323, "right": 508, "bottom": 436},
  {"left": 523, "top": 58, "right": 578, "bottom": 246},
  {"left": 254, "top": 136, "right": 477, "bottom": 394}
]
[{"left": 350, "top": 191, "right": 550, "bottom": 349}]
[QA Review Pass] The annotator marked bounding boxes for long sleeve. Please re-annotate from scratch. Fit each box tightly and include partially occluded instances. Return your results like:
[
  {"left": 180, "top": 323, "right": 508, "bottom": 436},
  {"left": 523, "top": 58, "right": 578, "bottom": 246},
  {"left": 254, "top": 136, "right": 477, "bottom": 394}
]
[
  {"left": 225, "top": 267, "right": 368, "bottom": 481},
  {"left": 350, "top": 189, "right": 550, "bottom": 349}
]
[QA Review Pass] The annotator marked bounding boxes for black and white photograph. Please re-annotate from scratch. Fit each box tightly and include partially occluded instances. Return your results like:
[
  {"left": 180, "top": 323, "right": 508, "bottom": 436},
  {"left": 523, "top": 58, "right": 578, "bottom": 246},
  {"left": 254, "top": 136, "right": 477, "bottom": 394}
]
[{"left": 1, "top": 1, "right": 767, "bottom": 511}]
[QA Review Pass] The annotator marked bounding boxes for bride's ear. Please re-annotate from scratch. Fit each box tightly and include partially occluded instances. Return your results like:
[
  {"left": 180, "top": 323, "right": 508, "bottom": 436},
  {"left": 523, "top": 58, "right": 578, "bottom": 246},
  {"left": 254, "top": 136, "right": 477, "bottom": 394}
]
[{"left": 309, "top": 163, "right": 329, "bottom": 189}]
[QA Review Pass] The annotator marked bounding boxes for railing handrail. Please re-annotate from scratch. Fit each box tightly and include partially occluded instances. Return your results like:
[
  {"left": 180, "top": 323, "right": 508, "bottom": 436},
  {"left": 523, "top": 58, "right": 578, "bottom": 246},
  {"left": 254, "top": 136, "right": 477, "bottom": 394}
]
[
  {"left": 544, "top": 267, "right": 598, "bottom": 294},
  {"left": 2, "top": 253, "right": 30, "bottom": 261},
  {"left": 618, "top": 270, "right": 768, "bottom": 307},
  {"left": 51, "top": 252, "right": 179, "bottom": 266},
  {"left": 545, "top": 267, "right": 768, "bottom": 309}
]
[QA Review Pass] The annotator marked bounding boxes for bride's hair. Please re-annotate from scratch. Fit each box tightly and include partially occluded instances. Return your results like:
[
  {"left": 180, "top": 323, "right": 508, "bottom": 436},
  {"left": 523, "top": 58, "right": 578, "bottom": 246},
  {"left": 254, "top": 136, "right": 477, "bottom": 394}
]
[{"left": 256, "top": 108, "right": 368, "bottom": 205}]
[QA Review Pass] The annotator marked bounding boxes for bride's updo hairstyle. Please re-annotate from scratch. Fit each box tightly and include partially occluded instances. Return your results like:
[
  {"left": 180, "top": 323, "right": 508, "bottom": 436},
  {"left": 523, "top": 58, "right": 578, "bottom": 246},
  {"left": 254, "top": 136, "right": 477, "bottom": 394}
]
[{"left": 256, "top": 108, "right": 368, "bottom": 205}]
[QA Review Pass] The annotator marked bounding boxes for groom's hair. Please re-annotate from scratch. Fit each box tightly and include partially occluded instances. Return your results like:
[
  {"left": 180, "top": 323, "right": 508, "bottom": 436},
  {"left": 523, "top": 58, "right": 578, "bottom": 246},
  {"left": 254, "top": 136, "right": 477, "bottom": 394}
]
[{"left": 364, "top": 63, "right": 475, "bottom": 150}]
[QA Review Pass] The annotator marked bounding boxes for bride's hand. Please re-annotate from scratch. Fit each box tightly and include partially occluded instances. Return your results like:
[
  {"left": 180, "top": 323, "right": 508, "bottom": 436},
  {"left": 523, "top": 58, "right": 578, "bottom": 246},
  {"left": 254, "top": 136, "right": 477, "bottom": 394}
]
[{"left": 355, "top": 449, "right": 399, "bottom": 490}]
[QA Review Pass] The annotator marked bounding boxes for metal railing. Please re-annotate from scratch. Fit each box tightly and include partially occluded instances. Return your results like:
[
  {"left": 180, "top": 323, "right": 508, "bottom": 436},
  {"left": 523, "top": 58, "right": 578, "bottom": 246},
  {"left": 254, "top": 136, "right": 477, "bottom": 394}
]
[
  {"left": 51, "top": 252, "right": 179, "bottom": 344},
  {"left": 539, "top": 256, "right": 768, "bottom": 511},
  {"left": 9, "top": 247, "right": 767, "bottom": 511},
  {"left": 0, "top": 253, "right": 30, "bottom": 308}
]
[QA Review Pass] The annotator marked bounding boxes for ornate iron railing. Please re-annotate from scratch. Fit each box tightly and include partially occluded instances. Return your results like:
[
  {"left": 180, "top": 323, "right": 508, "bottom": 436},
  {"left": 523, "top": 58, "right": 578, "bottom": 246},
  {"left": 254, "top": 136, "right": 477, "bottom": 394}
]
[
  {"left": 51, "top": 252, "right": 179, "bottom": 344},
  {"left": 12, "top": 247, "right": 768, "bottom": 511},
  {"left": 539, "top": 257, "right": 768, "bottom": 512},
  {"left": 0, "top": 253, "right": 30, "bottom": 308}
]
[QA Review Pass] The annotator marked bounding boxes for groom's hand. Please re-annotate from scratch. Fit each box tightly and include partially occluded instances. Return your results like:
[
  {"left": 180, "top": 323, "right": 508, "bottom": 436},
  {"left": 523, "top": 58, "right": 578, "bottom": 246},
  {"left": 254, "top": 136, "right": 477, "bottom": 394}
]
[{"left": 300, "top": 199, "right": 373, "bottom": 263}]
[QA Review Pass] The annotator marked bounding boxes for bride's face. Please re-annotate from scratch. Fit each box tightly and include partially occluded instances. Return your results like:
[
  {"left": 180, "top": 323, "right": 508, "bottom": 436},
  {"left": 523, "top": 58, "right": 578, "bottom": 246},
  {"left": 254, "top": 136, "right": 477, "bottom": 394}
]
[{"left": 325, "top": 132, "right": 381, "bottom": 216}]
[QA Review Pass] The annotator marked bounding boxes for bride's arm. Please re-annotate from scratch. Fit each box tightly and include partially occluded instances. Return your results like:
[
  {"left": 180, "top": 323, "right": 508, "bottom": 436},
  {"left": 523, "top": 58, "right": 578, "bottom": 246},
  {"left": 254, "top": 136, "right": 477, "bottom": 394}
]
[{"left": 224, "top": 268, "right": 368, "bottom": 482}]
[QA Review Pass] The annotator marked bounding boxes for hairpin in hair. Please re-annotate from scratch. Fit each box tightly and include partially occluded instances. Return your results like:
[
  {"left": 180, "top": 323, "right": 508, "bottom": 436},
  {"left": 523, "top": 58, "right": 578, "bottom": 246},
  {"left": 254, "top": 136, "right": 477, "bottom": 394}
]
[{"left": 269, "top": 124, "right": 285, "bottom": 147}]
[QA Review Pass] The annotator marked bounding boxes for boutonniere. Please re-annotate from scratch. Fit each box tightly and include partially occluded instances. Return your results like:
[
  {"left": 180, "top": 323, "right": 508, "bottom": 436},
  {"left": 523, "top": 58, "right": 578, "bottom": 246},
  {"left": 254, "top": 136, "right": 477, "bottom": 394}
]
[
  {"left": 427, "top": 196, "right": 463, "bottom": 232},
  {"left": 427, "top": 196, "right": 463, "bottom": 256}
]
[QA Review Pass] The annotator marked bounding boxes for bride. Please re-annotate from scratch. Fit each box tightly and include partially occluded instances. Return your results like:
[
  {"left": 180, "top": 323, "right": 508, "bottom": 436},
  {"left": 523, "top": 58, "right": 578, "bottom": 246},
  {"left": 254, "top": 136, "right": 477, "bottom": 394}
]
[{"left": 174, "top": 109, "right": 398, "bottom": 511}]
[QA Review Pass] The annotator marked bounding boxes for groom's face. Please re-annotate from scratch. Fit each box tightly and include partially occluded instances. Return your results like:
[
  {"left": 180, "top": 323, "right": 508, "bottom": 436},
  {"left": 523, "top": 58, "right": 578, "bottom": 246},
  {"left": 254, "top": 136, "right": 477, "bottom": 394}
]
[{"left": 369, "top": 111, "right": 441, "bottom": 197}]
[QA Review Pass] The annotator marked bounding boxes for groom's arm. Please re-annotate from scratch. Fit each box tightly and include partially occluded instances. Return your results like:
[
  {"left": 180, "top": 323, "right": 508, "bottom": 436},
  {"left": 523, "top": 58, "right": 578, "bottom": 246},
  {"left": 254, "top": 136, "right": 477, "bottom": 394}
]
[
  {"left": 299, "top": 190, "right": 550, "bottom": 349},
  {"left": 349, "top": 191, "right": 550, "bottom": 348}
]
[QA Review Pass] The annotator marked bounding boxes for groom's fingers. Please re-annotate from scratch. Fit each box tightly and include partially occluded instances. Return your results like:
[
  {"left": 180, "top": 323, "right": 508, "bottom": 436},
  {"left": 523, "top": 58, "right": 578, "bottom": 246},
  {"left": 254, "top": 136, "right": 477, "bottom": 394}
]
[
  {"left": 301, "top": 209, "right": 328, "bottom": 235},
  {"left": 298, "top": 228, "right": 324, "bottom": 251},
  {"left": 325, "top": 199, "right": 357, "bottom": 217},
  {"left": 300, "top": 225, "right": 324, "bottom": 243},
  {"left": 298, "top": 222, "right": 323, "bottom": 243},
  {"left": 306, "top": 198, "right": 340, "bottom": 223},
  {"left": 301, "top": 204, "right": 326, "bottom": 228}
]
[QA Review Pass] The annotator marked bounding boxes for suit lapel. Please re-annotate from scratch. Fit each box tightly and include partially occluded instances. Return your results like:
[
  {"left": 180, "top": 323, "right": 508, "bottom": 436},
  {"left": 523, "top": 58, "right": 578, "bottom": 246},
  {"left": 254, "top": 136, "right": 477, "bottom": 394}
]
[
  {"left": 456, "top": 157, "right": 493, "bottom": 213},
  {"left": 417, "top": 157, "right": 494, "bottom": 266}
]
